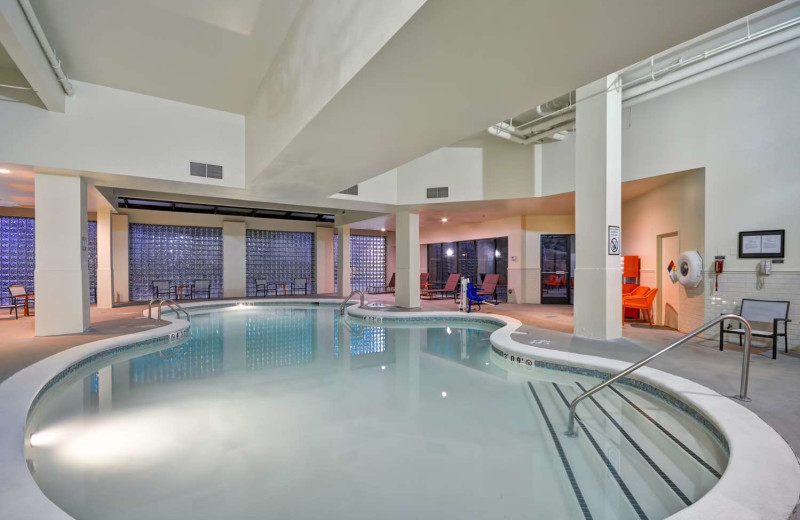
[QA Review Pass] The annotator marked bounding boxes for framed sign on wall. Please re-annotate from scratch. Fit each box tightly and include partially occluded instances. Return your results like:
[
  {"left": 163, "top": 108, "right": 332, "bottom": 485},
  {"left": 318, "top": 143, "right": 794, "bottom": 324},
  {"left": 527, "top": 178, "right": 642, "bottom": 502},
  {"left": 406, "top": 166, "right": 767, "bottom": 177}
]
[{"left": 738, "top": 230, "right": 785, "bottom": 259}]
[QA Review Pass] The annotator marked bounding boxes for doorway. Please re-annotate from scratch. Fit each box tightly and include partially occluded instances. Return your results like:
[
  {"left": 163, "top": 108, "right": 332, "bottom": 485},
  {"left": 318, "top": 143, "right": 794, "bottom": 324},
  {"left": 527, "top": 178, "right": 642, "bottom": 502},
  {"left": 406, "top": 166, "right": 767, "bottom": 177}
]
[
  {"left": 657, "top": 233, "right": 680, "bottom": 329},
  {"left": 541, "top": 234, "right": 575, "bottom": 304}
]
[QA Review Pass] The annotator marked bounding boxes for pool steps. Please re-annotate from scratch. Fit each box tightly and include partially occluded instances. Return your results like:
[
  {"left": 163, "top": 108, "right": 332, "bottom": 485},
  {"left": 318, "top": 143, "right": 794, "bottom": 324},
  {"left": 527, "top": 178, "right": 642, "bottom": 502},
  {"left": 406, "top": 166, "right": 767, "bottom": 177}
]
[{"left": 528, "top": 379, "right": 726, "bottom": 520}]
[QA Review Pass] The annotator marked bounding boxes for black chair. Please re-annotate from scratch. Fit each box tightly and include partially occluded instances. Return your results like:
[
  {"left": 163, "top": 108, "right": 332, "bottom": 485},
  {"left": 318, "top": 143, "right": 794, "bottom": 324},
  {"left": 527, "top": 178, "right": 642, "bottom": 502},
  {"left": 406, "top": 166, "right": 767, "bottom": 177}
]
[
  {"left": 254, "top": 278, "right": 276, "bottom": 297},
  {"left": 291, "top": 278, "right": 308, "bottom": 295},
  {"left": 192, "top": 280, "right": 212, "bottom": 299},
  {"left": 720, "top": 299, "right": 791, "bottom": 360},
  {"left": 152, "top": 280, "right": 174, "bottom": 299}
]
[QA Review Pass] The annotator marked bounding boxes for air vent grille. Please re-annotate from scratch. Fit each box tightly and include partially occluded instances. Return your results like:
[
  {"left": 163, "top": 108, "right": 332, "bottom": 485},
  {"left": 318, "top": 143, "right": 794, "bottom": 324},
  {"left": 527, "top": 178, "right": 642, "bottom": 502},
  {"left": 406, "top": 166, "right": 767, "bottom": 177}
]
[
  {"left": 426, "top": 186, "right": 449, "bottom": 199},
  {"left": 340, "top": 185, "right": 359, "bottom": 196},
  {"left": 189, "top": 162, "right": 223, "bottom": 179}
]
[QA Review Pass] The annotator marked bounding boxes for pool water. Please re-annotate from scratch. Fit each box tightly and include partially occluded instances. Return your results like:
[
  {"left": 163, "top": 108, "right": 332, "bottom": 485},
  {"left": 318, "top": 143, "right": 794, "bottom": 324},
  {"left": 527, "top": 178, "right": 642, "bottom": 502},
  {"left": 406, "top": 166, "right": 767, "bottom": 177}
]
[{"left": 25, "top": 305, "right": 727, "bottom": 520}]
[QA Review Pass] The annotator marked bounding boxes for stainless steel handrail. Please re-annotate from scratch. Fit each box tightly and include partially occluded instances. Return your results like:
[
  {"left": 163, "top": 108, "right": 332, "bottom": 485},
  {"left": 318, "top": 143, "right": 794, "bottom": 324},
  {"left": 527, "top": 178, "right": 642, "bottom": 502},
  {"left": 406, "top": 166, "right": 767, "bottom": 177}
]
[
  {"left": 339, "top": 290, "right": 365, "bottom": 315},
  {"left": 566, "top": 314, "right": 752, "bottom": 437},
  {"left": 150, "top": 299, "right": 190, "bottom": 321}
]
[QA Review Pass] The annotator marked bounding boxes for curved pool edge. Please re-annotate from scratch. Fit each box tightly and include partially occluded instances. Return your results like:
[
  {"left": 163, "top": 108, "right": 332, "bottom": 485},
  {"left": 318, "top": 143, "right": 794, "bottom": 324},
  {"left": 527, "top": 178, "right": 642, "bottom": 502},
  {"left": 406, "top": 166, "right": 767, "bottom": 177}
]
[
  {"left": 345, "top": 305, "right": 800, "bottom": 520},
  {"left": 1, "top": 299, "right": 798, "bottom": 520}
]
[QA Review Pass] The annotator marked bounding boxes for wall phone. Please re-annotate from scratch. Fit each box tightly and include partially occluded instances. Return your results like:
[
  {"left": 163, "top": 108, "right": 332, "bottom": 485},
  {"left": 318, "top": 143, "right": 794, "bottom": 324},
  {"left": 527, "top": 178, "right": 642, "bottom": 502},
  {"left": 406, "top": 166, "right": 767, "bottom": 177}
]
[{"left": 759, "top": 260, "right": 772, "bottom": 275}]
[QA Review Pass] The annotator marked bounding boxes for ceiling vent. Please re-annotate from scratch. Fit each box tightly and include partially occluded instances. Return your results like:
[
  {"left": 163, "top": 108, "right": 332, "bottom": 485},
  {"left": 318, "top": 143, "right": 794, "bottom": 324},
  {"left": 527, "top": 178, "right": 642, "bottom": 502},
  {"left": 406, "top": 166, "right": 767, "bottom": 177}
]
[
  {"left": 426, "top": 187, "right": 449, "bottom": 199},
  {"left": 190, "top": 162, "right": 223, "bottom": 179},
  {"left": 339, "top": 185, "right": 359, "bottom": 196}
]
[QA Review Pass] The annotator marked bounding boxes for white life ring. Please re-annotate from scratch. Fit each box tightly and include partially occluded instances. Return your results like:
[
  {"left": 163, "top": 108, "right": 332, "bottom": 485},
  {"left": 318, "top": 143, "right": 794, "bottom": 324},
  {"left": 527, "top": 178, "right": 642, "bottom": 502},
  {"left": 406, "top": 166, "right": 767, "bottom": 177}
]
[{"left": 677, "top": 251, "right": 703, "bottom": 287}]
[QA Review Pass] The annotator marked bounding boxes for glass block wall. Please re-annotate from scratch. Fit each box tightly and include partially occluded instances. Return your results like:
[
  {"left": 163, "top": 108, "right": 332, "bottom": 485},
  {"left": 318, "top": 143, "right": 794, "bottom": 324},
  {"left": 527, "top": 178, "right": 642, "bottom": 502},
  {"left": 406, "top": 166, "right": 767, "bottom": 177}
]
[
  {"left": 0, "top": 216, "right": 98, "bottom": 304},
  {"left": 129, "top": 224, "right": 223, "bottom": 301},
  {"left": 333, "top": 234, "right": 387, "bottom": 293},
  {"left": 245, "top": 230, "right": 315, "bottom": 296}
]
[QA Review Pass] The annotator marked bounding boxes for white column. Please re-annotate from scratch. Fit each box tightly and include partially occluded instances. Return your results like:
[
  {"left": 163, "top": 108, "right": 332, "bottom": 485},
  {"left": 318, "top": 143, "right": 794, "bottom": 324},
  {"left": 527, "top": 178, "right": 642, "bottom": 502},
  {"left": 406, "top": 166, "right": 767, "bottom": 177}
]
[
  {"left": 34, "top": 173, "right": 89, "bottom": 336},
  {"left": 574, "top": 74, "right": 623, "bottom": 340},
  {"left": 223, "top": 221, "right": 246, "bottom": 298},
  {"left": 336, "top": 224, "right": 351, "bottom": 296},
  {"left": 111, "top": 214, "right": 129, "bottom": 303},
  {"left": 395, "top": 210, "right": 420, "bottom": 308},
  {"left": 95, "top": 207, "right": 114, "bottom": 308},
  {"left": 315, "top": 227, "right": 334, "bottom": 294}
]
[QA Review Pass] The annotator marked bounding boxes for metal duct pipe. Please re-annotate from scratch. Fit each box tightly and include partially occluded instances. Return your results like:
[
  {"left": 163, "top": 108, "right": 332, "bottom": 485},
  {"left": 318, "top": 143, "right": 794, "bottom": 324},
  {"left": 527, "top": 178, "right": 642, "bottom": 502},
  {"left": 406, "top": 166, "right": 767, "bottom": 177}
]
[
  {"left": 17, "top": 0, "right": 73, "bottom": 96},
  {"left": 535, "top": 93, "right": 572, "bottom": 116},
  {"left": 487, "top": 119, "right": 575, "bottom": 145}
]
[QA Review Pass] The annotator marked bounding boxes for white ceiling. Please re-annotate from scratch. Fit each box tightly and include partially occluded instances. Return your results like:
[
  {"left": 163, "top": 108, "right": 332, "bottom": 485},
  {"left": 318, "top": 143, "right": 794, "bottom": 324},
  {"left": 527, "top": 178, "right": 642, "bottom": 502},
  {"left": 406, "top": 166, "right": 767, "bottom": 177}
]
[{"left": 28, "top": 0, "right": 304, "bottom": 113}]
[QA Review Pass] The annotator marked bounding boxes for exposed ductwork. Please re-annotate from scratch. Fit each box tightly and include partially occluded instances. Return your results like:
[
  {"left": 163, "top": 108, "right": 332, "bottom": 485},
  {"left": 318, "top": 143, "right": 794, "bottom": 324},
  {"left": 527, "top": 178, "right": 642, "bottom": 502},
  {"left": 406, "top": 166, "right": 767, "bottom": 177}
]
[{"left": 17, "top": 0, "right": 73, "bottom": 96}]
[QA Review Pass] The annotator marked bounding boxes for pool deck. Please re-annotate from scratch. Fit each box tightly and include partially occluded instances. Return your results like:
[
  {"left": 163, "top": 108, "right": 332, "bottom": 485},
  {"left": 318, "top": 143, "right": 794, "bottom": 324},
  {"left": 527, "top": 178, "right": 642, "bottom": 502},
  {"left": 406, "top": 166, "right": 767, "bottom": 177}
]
[{"left": 1, "top": 294, "right": 799, "bottom": 518}]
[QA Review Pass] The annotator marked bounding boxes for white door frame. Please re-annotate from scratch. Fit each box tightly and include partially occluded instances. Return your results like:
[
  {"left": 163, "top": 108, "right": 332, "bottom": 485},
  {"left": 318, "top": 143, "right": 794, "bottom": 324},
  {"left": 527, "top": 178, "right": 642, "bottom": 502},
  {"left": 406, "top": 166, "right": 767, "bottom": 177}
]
[{"left": 656, "top": 232, "right": 679, "bottom": 326}]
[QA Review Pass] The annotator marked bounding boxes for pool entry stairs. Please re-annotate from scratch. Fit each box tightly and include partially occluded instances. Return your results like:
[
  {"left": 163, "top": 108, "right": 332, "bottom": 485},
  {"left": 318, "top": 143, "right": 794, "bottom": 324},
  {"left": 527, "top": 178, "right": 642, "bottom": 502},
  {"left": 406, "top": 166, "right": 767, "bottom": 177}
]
[{"left": 526, "top": 378, "right": 726, "bottom": 520}]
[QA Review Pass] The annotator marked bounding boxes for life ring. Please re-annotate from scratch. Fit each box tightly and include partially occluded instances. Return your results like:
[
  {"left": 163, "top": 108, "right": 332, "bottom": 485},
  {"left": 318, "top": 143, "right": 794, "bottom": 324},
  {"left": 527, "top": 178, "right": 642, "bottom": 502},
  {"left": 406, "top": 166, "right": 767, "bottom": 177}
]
[{"left": 677, "top": 251, "right": 703, "bottom": 287}]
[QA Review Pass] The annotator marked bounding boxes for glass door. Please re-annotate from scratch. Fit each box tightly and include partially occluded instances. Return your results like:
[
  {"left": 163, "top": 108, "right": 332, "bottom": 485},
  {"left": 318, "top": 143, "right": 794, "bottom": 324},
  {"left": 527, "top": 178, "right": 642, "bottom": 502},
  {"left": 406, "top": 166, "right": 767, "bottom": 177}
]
[{"left": 541, "top": 234, "right": 575, "bottom": 304}]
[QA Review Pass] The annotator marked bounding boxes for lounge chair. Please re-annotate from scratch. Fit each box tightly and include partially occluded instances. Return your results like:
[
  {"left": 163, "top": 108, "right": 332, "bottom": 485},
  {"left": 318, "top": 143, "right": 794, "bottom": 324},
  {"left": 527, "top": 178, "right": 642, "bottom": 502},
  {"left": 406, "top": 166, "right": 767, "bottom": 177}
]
[
  {"left": 369, "top": 273, "right": 395, "bottom": 294},
  {"left": 466, "top": 282, "right": 495, "bottom": 313},
  {"left": 192, "top": 280, "right": 212, "bottom": 299},
  {"left": 8, "top": 285, "right": 33, "bottom": 317},
  {"left": 477, "top": 274, "right": 500, "bottom": 300},
  {"left": 622, "top": 288, "right": 658, "bottom": 326},
  {"left": 291, "top": 278, "right": 309, "bottom": 295},
  {"left": 152, "top": 280, "right": 174, "bottom": 300},
  {"left": 427, "top": 273, "right": 461, "bottom": 301}
]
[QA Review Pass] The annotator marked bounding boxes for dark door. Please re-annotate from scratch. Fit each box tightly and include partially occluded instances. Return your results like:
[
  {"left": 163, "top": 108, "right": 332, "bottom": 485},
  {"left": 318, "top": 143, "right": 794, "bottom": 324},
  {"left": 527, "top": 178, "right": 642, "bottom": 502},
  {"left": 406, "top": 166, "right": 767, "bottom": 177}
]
[{"left": 541, "top": 234, "right": 575, "bottom": 304}]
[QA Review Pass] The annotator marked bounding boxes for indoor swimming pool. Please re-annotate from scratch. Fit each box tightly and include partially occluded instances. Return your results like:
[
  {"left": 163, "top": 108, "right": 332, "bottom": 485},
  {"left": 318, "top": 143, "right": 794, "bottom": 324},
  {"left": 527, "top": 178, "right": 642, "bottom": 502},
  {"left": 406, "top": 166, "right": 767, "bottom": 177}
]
[{"left": 24, "top": 304, "right": 728, "bottom": 520}]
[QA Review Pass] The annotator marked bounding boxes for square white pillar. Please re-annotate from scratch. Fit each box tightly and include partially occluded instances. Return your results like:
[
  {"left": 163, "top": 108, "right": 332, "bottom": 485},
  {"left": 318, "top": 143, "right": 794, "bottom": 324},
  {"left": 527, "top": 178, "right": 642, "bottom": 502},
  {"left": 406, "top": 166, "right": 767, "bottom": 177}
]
[
  {"left": 95, "top": 207, "right": 114, "bottom": 308},
  {"left": 395, "top": 210, "right": 420, "bottom": 308},
  {"left": 574, "top": 74, "right": 622, "bottom": 340},
  {"left": 34, "top": 173, "right": 89, "bottom": 336},
  {"left": 336, "top": 224, "right": 351, "bottom": 297},
  {"left": 316, "top": 227, "right": 334, "bottom": 294},
  {"left": 111, "top": 214, "right": 129, "bottom": 303},
  {"left": 223, "top": 221, "right": 246, "bottom": 298}
]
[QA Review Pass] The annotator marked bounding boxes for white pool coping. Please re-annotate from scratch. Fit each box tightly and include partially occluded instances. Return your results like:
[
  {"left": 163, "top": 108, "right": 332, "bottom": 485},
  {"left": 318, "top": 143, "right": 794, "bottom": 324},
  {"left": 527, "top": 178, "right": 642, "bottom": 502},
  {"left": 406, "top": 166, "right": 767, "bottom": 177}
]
[{"left": 0, "top": 299, "right": 797, "bottom": 520}]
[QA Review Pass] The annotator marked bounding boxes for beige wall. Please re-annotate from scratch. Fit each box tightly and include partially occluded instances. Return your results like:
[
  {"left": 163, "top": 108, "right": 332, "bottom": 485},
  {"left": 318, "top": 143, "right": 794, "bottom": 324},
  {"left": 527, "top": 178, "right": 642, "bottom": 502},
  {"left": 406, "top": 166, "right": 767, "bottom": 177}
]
[{"left": 621, "top": 170, "right": 705, "bottom": 332}]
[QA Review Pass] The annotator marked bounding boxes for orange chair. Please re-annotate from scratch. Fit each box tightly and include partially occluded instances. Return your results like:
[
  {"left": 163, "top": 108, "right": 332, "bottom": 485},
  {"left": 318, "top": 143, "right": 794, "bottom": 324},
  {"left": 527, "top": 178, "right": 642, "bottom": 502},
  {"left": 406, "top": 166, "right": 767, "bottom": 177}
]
[{"left": 622, "top": 288, "right": 658, "bottom": 326}]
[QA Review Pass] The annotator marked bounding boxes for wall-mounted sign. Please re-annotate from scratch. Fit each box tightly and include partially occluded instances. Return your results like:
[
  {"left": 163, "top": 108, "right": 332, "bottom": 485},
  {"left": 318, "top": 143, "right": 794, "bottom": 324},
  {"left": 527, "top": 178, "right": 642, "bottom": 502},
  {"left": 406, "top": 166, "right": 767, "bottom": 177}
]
[
  {"left": 608, "top": 226, "right": 620, "bottom": 255},
  {"left": 738, "top": 230, "right": 784, "bottom": 258}
]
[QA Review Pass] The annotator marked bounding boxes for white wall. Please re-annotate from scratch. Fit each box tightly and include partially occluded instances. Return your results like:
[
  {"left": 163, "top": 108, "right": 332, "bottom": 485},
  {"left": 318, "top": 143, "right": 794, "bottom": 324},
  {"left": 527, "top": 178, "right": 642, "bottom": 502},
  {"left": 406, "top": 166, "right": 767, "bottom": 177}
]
[
  {"left": 0, "top": 81, "right": 245, "bottom": 188},
  {"left": 396, "top": 147, "right": 484, "bottom": 204}
]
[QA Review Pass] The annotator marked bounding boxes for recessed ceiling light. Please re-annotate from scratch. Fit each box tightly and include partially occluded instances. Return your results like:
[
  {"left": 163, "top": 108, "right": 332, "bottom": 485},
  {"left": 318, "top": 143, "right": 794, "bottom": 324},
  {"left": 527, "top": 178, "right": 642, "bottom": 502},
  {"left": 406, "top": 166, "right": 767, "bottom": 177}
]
[
  {"left": 0, "top": 169, "right": 10, "bottom": 174},
  {"left": 380, "top": 228, "right": 386, "bottom": 232},
  {"left": 441, "top": 217, "right": 448, "bottom": 223}
]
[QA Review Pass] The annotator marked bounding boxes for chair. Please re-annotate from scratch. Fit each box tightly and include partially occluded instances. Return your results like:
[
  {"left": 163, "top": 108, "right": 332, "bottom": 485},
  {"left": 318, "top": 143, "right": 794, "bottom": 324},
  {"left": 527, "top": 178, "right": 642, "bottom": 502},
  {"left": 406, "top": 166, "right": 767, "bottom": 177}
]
[
  {"left": 720, "top": 299, "right": 791, "bottom": 360},
  {"left": 369, "top": 273, "right": 395, "bottom": 294},
  {"left": 192, "top": 280, "right": 212, "bottom": 299},
  {"left": 254, "top": 278, "right": 276, "bottom": 297},
  {"left": 152, "top": 280, "right": 174, "bottom": 300},
  {"left": 477, "top": 274, "right": 500, "bottom": 300},
  {"left": 466, "top": 282, "right": 495, "bottom": 313},
  {"left": 420, "top": 272, "right": 431, "bottom": 298},
  {"left": 427, "top": 273, "right": 460, "bottom": 301},
  {"left": 2, "top": 286, "right": 25, "bottom": 319},
  {"left": 291, "top": 278, "right": 309, "bottom": 295},
  {"left": 622, "top": 288, "right": 658, "bottom": 326}
]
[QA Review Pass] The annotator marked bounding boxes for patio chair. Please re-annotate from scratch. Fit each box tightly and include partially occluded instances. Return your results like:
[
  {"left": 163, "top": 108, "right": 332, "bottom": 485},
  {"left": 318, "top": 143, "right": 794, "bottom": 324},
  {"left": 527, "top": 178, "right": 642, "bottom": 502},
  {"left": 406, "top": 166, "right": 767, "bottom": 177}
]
[
  {"left": 477, "top": 274, "right": 500, "bottom": 300},
  {"left": 8, "top": 284, "right": 33, "bottom": 316},
  {"left": 291, "top": 278, "right": 309, "bottom": 295},
  {"left": 254, "top": 278, "right": 276, "bottom": 297},
  {"left": 427, "top": 273, "right": 461, "bottom": 301},
  {"left": 192, "top": 280, "right": 212, "bottom": 299},
  {"left": 719, "top": 299, "right": 791, "bottom": 360},
  {"left": 369, "top": 273, "right": 395, "bottom": 294},
  {"left": 466, "top": 282, "right": 496, "bottom": 313},
  {"left": 622, "top": 288, "right": 658, "bottom": 326},
  {"left": 152, "top": 280, "right": 174, "bottom": 300}
]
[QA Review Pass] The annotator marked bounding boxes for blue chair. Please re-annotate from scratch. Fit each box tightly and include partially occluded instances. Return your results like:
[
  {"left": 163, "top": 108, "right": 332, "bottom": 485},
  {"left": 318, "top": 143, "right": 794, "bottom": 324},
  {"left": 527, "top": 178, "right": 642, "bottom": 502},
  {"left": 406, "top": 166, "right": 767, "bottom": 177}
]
[{"left": 466, "top": 282, "right": 494, "bottom": 313}]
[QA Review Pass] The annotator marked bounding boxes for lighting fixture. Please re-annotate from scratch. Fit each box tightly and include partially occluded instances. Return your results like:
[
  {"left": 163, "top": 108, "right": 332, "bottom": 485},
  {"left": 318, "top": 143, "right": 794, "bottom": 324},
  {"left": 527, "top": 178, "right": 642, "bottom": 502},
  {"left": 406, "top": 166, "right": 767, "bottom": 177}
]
[
  {"left": 445, "top": 248, "right": 454, "bottom": 257},
  {"left": 441, "top": 217, "right": 448, "bottom": 223},
  {"left": 380, "top": 228, "right": 386, "bottom": 232},
  {"left": 0, "top": 169, "right": 10, "bottom": 174},
  {"left": 441, "top": 391, "right": 447, "bottom": 398},
  {"left": 381, "top": 365, "right": 386, "bottom": 370},
  {"left": 446, "top": 327, "right": 452, "bottom": 335},
  {"left": 495, "top": 249, "right": 501, "bottom": 258}
]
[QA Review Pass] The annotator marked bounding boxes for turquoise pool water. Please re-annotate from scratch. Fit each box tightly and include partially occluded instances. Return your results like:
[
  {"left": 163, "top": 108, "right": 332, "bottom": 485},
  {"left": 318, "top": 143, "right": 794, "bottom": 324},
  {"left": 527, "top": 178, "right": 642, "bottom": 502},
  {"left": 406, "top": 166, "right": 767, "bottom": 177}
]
[{"left": 25, "top": 305, "right": 727, "bottom": 520}]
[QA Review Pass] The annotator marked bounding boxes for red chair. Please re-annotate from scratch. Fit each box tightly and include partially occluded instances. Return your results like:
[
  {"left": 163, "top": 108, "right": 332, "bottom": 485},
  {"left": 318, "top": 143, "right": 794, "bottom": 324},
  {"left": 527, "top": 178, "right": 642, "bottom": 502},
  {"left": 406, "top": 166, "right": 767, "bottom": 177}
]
[
  {"left": 427, "top": 273, "right": 461, "bottom": 301},
  {"left": 622, "top": 288, "right": 658, "bottom": 326},
  {"left": 478, "top": 274, "right": 500, "bottom": 300}
]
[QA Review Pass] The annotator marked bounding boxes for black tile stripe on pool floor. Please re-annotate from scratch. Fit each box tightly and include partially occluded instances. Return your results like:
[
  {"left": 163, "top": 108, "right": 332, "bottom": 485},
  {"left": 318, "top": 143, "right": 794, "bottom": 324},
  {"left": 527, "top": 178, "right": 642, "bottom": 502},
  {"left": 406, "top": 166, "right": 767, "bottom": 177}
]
[
  {"left": 551, "top": 382, "right": 649, "bottom": 520},
  {"left": 575, "top": 382, "right": 692, "bottom": 506},
  {"left": 526, "top": 382, "right": 594, "bottom": 520},
  {"left": 608, "top": 385, "right": 722, "bottom": 479}
]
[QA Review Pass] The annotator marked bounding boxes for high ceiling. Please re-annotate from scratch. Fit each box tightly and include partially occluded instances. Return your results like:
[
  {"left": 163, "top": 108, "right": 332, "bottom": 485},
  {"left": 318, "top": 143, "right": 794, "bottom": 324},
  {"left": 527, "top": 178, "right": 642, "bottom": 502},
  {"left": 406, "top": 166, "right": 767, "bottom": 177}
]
[{"left": 28, "top": 0, "right": 305, "bottom": 113}]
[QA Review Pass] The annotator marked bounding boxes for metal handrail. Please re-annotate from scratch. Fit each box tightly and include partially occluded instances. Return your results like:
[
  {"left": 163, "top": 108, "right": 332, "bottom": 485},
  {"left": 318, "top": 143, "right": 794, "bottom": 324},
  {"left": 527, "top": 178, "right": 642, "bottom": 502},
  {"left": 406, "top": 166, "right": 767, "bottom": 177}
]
[
  {"left": 566, "top": 314, "right": 752, "bottom": 437},
  {"left": 147, "top": 298, "right": 190, "bottom": 321},
  {"left": 339, "top": 290, "right": 365, "bottom": 315}
]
